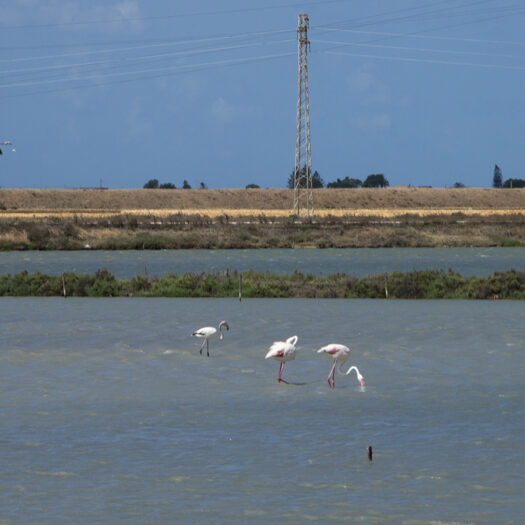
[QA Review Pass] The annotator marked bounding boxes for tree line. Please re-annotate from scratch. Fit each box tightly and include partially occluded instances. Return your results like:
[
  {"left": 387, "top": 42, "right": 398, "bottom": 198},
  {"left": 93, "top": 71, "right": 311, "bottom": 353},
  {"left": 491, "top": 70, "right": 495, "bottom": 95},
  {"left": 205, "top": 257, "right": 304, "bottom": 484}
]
[
  {"left": 492, "top": 165, "right": 525, "bottom": 188},
  {"left": 143, "top": 173, "right": 389, "bottom": 190},
  {"left": 143, "top": 179, "right": 207, "bottom": 189},
  {"left": 285, "top": 167, "right": 389, "bottom": 189},
  {"left": 143, "top": 165, "right": 525, "bottom": 190}
]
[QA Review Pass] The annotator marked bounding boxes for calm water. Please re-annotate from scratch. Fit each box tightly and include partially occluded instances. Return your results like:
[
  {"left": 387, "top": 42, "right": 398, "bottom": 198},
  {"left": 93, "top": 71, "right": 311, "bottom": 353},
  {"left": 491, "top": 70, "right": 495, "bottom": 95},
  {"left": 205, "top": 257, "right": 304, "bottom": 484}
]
[
  {"left": 1, "top": 298, "right": 523, "bottom": 524},
  {"left": 1, "top": 247, "right": 525, "bottom": 278}
]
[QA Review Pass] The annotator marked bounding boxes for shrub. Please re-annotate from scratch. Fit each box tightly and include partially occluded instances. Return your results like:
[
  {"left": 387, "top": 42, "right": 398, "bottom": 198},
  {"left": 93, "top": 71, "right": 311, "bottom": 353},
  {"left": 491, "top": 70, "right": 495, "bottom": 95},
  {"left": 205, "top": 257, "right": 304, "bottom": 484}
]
[{"left": 25, "top": 224, "right": 50, "bottom": 245}]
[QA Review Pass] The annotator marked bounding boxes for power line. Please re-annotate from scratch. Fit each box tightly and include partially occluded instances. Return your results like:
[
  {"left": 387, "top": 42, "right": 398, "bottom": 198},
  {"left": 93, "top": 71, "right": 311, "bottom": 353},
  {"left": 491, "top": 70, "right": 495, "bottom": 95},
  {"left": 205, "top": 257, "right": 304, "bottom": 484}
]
[
  {"left": 312, "top": 2, "right": 525, "bottom": 64},
  {"left": 0, "top": 51, "right": 295, "bottom": 90},
  {"left": 0, "top": 0, "right": 357, "bottom": 30},
  {"left": 0, "top": 51, "right": 294, "bottom": 100},
  {"left": 317, "top": 0, "right": 498, "bottom": 31},
  {"left": 0, "top": 28, "right": 294, "bottom": 63},
  {"left": 0, "top": 0, "right": 487, "bottom": 53},
  {"left": 2, "top": 0, "right": 523, "bottom": 98},
  {"left": 0, "top": 40, "right": 295, "bottom": 77},
  {"left": 315, "top": 26, "right": 525, "bottom": 47},
  {"left": 313, "top": 0, "right": 525, "bottom": 52},
  {"left": 312, "top": 39, "right": 525, "bottom": 60},
  {"left": 324, "top": 49, "right": 525, "bottom": 72}
]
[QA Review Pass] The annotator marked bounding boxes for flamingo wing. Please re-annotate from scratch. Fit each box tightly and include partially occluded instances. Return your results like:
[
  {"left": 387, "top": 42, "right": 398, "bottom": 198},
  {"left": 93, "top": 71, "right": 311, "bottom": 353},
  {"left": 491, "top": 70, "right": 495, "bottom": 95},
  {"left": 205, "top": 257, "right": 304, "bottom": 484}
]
[
  {"left": 265, "top": 340, "right": 296, "bottom": 360},
  {"left": 317, "top": 344, "right": 349, "bottom": 355},
  {"left": 192, "top": 326, "right": 216, "bottom": 338},
  {"left": 265, "top": 341, "right": 287, "bottom": 359}
]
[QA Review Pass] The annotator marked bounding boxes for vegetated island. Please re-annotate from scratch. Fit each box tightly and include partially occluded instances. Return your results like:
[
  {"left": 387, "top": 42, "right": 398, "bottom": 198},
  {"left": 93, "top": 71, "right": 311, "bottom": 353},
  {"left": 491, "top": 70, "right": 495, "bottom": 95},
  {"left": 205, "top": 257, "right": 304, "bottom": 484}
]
[
  {"left": 2, "top": 269, "right": 525, "bottom": 299},
  {"left": 1, "top": 187, "right": 525, "bottom": 250}
]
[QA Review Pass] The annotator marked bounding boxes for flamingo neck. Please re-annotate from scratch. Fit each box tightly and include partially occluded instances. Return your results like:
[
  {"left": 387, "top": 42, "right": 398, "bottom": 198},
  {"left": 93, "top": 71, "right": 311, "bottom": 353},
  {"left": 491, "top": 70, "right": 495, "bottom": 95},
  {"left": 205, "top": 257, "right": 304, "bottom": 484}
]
[
  {"left": 287, "top": 335, "right": 298, "bottom": 346},
  {"left": 344, "top": 365, "right": 364, "bottom": 384}
]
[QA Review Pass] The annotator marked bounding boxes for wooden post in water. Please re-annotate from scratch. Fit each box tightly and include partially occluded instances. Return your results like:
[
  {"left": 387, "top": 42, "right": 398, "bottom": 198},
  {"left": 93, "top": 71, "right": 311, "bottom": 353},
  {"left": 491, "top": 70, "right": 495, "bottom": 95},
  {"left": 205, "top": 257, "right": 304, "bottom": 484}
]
[
  {"left": 239, "top": 272, "right": 242, "bottom": 302},
  {"left": 367, "top": 445, "right": 373, "bottom": 461},
  {"left": 61, "top": 273, "right": 67, "bottom": 298}
]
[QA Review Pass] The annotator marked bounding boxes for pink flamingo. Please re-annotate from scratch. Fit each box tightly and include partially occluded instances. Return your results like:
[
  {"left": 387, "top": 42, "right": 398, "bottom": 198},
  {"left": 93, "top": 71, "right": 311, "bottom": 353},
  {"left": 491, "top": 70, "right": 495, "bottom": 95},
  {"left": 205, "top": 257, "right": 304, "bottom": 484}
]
[
  {"left": 317, "top": 344, "right": 365, "bottom": 389},
  {"left": 265, "top": 336, "right": 298, "bottom": 384}
]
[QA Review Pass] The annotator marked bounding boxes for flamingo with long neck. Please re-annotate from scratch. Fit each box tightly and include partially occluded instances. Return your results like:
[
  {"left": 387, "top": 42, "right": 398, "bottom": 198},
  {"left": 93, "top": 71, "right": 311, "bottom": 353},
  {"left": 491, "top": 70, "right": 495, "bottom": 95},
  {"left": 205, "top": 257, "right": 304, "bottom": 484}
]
[
  {"left": 265, "top": 335, "right": 298, "bottom": 384},
  {"left": 192, "top": 321, "right": 229, "bottom": 356},
  {"left": 317, "top": 344, "right": 365, "bottom": 389}
]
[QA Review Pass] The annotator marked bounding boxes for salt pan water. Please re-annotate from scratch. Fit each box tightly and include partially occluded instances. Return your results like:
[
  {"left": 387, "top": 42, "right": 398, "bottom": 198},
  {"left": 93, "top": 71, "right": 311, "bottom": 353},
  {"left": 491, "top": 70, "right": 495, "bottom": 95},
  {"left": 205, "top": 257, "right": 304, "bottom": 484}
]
[
  {"left": 1, "top": 298, "right": 524, "bottom": 523},
  {"left": 2, "top": 246, "right": 525, "bottom": 278}
]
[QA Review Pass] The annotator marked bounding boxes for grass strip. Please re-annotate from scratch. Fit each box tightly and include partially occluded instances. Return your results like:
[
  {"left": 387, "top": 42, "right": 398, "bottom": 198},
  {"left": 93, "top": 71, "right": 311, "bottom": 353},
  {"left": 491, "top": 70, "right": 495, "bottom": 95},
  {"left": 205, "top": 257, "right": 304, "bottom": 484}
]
[{"left": 1, "top": 269, "right": 525, "bottom": 299}]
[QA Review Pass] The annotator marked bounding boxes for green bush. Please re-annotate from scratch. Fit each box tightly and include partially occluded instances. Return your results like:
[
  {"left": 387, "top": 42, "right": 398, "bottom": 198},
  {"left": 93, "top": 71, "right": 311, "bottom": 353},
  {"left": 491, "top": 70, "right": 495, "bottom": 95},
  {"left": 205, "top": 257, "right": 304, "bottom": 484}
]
[{"left": 1, "top": 269, "right": 525, "bottom": 299}]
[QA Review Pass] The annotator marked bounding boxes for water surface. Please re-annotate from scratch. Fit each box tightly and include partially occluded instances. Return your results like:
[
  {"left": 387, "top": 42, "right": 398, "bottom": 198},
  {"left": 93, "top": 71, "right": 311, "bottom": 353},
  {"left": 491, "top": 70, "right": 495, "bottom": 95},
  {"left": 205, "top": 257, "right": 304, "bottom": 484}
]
[
  {"left": 2, "top": 246, "right": 525, "bottom": 277},
  {"left": 1, "top": 298, "right": 523, "bottom": 523}
]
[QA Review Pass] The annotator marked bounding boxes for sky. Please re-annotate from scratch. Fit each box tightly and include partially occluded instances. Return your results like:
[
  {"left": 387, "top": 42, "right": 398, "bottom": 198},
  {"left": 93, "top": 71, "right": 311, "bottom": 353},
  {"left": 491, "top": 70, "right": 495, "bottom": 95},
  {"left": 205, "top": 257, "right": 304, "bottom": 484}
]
[{"left": 1, "top": 0, "right": 525, "bottom": 189}]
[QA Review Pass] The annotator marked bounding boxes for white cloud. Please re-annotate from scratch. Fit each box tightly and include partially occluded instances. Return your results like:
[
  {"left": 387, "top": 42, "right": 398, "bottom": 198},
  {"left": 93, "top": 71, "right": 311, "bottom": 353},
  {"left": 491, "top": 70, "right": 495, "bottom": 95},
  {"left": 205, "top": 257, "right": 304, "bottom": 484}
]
[
  {"left": 348, "top": 65, "right": 395, "bottom": 132},
  {"left": 95, "top": 1, "right": 143, "bottom": 32},
  {"left": 356, "top": 113, "right": 391, "bottom": 132},
  {"left": 350, "top": 70, "right": 374, "bottom": 92},
  {"left": 348, "top": 65, "right": 390, "bottom": 106},
  {"left": 211, "top": 97, "right": 234, "bottom": 122},
  {"left": 2, "top": 1, "right": 143, "bottom": 32}
]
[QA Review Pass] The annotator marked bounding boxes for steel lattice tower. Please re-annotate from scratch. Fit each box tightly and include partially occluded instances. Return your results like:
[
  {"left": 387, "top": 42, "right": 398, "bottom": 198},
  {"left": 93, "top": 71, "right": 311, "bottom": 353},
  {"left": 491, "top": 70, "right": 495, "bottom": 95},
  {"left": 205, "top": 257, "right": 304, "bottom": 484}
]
[{"left": 293, "top": 13, "right": 313, "bottom": 216}]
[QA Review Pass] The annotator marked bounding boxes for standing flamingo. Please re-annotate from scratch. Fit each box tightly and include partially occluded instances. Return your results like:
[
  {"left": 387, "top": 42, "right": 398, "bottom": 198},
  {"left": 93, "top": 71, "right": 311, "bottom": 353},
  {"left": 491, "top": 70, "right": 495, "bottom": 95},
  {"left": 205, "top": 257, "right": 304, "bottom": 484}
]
[
  {"left": 192, "top": 321, "right": 229, "bottom": 356},
  {"left": 317, "top": 344, "right": 365, "bottom": 389},
  {"left": 265, "top": 335, "right": 298, "bottom": 384}
]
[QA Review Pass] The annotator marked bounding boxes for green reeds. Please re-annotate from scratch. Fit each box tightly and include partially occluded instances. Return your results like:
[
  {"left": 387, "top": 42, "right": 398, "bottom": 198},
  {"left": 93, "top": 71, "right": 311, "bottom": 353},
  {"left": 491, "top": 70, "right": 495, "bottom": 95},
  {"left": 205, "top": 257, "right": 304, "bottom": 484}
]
[{"left": 1, "top": 269, "right": 525, "bottom": 299}]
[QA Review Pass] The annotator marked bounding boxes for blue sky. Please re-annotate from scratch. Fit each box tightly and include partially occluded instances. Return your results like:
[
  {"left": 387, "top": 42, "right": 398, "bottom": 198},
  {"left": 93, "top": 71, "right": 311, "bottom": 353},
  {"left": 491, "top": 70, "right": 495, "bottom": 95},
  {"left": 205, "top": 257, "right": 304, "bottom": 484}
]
[{"left": 1, "top": 0, "right": 524, "bottom": 189}]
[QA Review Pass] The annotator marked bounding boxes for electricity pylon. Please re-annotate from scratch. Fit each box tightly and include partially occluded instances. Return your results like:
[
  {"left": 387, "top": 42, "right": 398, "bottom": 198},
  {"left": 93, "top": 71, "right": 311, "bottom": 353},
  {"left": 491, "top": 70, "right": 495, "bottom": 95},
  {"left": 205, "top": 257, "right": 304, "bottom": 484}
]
[{"left": 293, "top": 13, "right": 313, "bottom": 217}]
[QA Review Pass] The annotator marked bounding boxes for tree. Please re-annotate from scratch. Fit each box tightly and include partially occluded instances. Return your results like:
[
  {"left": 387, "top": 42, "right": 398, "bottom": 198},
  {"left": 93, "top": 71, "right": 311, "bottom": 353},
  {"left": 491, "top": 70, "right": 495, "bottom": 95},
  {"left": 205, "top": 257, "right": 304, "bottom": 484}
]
[
  {"left": 159, "top": 182, "right": 176, "bottom": 189},
  {"left": 199, "top": 182, "right": 207, "bottom": 189},
  {"left": 503, "top": 178, "right": 525, "bottom": 188},
  {"left": 287, "top": 167, "right": 324, "bottom": 189},
  {"left": 362, "top": 174, "right": 389, "bottom": 188},
  {"left": 327, "top": 177, "right": 362, "bottom": 188},
  {"left": 493, "top": 165, "right": 503, "bottom": 188},
  {"left": 454, "top": 182, "right": 466, "bottom": 188},
  {"left": 312, "top": 171, "right": 324, "bottom": 188},
  {"left": 143, "top": 179, "right": 159, "bottom": 189},
  {"left": 245, "top": 184, "right": 260, "bottom": 189},
  {"left": 182, "top": 180, "right": 192, "bottom": 189}
]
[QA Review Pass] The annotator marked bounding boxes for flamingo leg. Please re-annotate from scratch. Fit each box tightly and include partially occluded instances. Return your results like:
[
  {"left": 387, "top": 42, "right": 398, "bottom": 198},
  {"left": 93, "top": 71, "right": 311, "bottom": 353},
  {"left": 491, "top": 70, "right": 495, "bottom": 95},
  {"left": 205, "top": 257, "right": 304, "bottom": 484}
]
[
  {"left": 277, "top": 362, "right": 289, "bottom": 384},
  {"left": 199, "top": 339, "right": 206, "bottom": 355},
  {"left": 328, "top": 360, "right": 337, "bottom": 389},
  {"left": 206, "top": 339, "right": 210, "bottom": 357}
]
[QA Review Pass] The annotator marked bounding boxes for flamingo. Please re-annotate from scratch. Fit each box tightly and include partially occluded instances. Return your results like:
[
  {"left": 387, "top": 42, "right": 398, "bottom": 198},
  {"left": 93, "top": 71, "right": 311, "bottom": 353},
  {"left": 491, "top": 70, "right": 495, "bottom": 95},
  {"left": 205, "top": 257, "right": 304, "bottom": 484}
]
[
  {"left": 317, "top": 344, "right": 365, "bottom": 389},
  {"left": 265, "top": 335, "right": 298, "bottom": 384},
  {"left": 192, "top": 321, "right": 229, "bottom": 356}
]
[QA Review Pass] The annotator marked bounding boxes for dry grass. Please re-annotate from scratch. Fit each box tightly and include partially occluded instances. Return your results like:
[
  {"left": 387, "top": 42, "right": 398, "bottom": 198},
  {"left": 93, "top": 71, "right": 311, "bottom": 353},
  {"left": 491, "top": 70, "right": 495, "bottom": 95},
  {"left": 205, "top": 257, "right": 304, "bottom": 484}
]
[
  {"left": 1, "top": 207, "right": 524, "bottom": 219},
  {"left": 1, "top": 188, "right": 525, "bottom": 249},
  {"left": 1, "top": 187, "right": 525, "bottom": 215}
]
